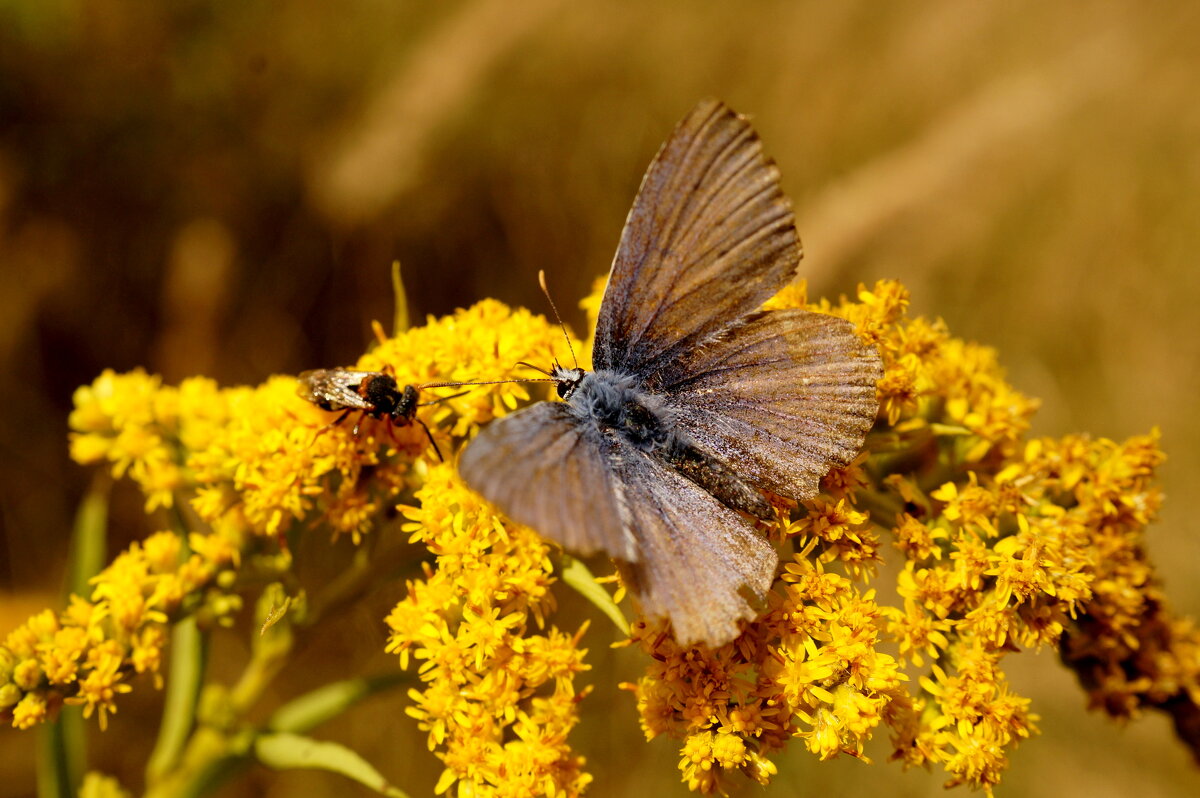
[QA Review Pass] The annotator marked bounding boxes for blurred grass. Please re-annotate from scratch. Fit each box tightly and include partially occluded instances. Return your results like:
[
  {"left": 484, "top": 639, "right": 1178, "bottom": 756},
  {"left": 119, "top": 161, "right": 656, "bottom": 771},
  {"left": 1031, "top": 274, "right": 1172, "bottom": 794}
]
[{"left": 1, "top": 1, "right": 1198, "bottom": 796}]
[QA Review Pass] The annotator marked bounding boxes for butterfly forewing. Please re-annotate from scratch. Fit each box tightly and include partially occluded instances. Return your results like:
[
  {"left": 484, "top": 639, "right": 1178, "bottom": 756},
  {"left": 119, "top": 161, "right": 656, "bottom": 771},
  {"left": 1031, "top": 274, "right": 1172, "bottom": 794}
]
[
  {"left": 593, "top": 99, "right": 801, "bottom": 386},
  {"left": 457, "top": 402, "right": 637, "bottom": 562}
]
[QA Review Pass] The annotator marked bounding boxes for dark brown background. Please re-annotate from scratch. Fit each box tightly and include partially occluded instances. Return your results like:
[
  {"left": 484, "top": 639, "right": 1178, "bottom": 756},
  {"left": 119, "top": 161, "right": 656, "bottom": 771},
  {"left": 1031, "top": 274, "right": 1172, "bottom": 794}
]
[{"left": 1, "top": 1, "right": 1198, "bottom": 796}]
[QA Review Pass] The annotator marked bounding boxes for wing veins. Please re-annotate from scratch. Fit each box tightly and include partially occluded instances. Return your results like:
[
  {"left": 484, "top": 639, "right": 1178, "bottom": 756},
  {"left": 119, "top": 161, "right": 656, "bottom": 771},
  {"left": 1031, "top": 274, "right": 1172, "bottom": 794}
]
[
  {"left": 641, "top": 142, "right": 780, "bottom": 324},
  {"left": 620, "top": 105, "right": 742, "bottom": 351},
  {"left": 628, "top": 212, "right": 796, "bottom": 371}
]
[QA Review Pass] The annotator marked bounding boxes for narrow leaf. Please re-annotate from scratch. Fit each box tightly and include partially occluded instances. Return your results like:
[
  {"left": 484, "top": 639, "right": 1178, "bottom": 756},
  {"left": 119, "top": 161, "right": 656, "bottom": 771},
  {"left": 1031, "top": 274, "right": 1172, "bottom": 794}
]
[
  {"left": 267, "top": 673, "right": 410, "bottom": 734},
  {"left": 391, "top": 260, "right": 410, "bottom": 334},
  {"left": 68, "top": 473, "right": 110, "bottom": 596},
  {"left": 560, "top": 555, "right": 629, "bottom": 635},
  {"left": 255, "top": 732, "right": 410, "bottom": 798}
]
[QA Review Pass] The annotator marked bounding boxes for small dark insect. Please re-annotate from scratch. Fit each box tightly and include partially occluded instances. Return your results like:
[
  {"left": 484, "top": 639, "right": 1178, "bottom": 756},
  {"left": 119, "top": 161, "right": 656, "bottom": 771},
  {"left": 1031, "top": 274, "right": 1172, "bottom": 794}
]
[
  {"left": 459, "top": 99, "right": 883, "bottom": 647},
  {"left": 297, "top": 368, "right": 459, "bottom": 460}
]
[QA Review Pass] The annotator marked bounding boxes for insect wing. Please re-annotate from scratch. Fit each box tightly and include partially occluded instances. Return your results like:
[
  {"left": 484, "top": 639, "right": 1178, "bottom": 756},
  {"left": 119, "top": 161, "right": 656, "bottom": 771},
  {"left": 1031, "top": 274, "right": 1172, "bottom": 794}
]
[
  {"left": 614, "top": 445, "right": 777, "bottom": 646},
  {"left": 662, "top": 309, "right": 882, "bottom": 500},
  {"left": 458, "top": 403, "right": 636, "bottom": 562},
  {"left": 593, "top": 99, "right": 800, "bottom": 386},
  {"left": 297, "top": 369, "right": 375, "bottom": 411}
]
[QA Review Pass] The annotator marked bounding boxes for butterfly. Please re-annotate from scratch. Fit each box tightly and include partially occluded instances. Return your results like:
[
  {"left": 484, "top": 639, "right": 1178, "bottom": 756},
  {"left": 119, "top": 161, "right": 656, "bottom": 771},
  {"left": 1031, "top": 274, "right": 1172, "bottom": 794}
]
[{"left": 458, "top": 99, "right": 883, "bottom": 646}]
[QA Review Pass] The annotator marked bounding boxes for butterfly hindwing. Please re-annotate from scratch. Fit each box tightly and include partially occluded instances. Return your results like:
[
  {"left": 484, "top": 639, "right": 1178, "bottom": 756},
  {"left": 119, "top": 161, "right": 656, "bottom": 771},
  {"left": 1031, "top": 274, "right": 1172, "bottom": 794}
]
[
  {"left": 662, "top": 308, "right": 882, "bottom": 500},
  {"left": 614, "top": 445, "right": 778, "bottom": 646},
  {"left": 593, "top": 99, "right": 801, "bottom": 385},
  {"left": 457, "top": 402, "right": 636, "bottom": 561}
]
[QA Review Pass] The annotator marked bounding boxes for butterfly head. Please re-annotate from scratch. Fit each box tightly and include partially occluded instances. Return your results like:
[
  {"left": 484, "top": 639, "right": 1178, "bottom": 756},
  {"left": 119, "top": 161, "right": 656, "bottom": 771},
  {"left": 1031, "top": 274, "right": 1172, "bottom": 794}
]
[{"left": 549, "top": 362, "right": 586, "bottom": 400}]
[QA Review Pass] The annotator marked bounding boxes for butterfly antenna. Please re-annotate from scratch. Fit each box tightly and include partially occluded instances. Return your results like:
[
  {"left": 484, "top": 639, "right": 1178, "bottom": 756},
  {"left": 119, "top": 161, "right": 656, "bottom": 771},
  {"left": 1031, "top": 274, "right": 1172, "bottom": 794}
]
[
  {"left": 538, "top": 270, "right": 579, "bottom": 369},
  {"left": 514, "top": 361, "right": 552, "bottom": 377},
  {"left": 419, "top": 377, "right": 556, "bottom": 390}
]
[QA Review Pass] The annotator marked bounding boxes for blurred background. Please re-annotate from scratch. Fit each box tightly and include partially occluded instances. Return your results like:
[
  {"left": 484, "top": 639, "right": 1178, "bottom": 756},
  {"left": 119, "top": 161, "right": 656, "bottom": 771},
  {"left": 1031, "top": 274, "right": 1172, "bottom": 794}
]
[{"left": 1, "top": 0, "right": 1198, "bottom": 795}]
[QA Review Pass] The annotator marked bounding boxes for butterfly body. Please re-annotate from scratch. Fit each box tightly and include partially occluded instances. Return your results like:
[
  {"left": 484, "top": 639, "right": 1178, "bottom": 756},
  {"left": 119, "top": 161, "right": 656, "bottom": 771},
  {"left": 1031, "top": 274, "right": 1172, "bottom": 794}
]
[
  {"left": 566, "top": 370, "right": 678, "bottom": 451},
  {"left": 460, "top": 100, "right": 883, "bottom": 646},
  {"left": 563, "top": 367, "right": 775, "bottom": 521}
]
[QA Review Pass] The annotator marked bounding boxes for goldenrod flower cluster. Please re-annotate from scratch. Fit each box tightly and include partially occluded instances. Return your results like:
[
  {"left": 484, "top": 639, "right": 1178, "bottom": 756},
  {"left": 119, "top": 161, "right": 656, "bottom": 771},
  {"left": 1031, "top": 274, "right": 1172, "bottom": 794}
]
[
  {"left": 1, "top": 524, "right": 241, "bottom": 731},
  {"left": 66, "top": 299, "right": 557, "bottom": 543},
  {"left": 2, "top": 282, "right": 1197, "bottom": 797},
  {"left": 385, "top": 464, "right": 592, "bottom": 796},
  {"left": 619, "top": 280, "right": 1200, "bottom": 794},
  {"left": 2, "top": 300, "right": 588, "bottom": 793}
]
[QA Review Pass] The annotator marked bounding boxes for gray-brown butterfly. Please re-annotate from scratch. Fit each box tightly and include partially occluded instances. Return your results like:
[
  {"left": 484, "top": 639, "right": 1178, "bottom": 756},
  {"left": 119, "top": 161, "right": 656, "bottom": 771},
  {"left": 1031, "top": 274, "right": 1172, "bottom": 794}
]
[{"left": 459, "top": 99, "right": 882, "bottom": 646}]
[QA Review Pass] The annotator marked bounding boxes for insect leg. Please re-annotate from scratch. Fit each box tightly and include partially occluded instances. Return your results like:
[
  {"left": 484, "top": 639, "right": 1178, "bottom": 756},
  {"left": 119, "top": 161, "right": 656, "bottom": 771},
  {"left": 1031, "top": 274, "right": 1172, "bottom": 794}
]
[
  {"left": 417, "top": 390, "right": 469, "bottom": 406},
  {"left": 416, "top": 417, "right": 444, "bottom": 462},
  {"left": 307, "top": 409, "right": 354, "bottom": 449},
  {"left": 381, "top": 413, "right": 402, "bottom": 445}
]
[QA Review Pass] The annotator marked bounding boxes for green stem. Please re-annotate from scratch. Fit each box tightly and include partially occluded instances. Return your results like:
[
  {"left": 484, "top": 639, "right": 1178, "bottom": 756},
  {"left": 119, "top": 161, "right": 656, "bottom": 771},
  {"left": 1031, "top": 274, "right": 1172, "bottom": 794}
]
[
  {"left": 38, "top": 474, "right": 113, "bottom": 798},
  {"left": 36, "top": 718, "right": 80, "bottom": 798},
  {"left": 855, "top": 488, "right": 905, "bottom": 533},
  {"left": 146, "top": 616, "right": 209, "bottom": 784},
  {"left": 144, "top": 727, "right": 256, "bottom": 798},
  {"left": 147, "top": 507, "right": 208, "bottom": 785}
]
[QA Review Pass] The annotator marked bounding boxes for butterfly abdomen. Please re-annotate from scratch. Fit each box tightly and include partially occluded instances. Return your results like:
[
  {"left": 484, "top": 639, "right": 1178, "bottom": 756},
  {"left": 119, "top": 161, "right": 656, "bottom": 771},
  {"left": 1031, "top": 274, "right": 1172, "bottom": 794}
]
[{"left": 661, "top": 444, "right": 775, "bottom": 521}]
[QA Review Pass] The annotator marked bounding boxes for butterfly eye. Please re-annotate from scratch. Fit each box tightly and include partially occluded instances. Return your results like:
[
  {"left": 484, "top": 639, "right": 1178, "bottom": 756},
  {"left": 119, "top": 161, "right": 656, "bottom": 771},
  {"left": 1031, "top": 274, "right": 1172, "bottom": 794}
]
[{"left": 550, "top": 366, "right": 584, "bottom": 400}]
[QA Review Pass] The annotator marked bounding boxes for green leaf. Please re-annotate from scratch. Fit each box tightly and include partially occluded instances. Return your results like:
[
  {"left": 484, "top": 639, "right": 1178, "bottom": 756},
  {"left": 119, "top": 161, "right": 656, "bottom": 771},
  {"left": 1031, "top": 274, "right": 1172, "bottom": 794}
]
[
  {"left": 391, "top": 260, "right": 410, "bottom": 334},
  {"left": 560, "top": 555, "right": 629, "bottom": 635},
  {"left": 267, "top": 673, "right": 410, "bottom": 734},
  {"left": 68, "top": 473, "right": 110, "bottom": 597},
  {"left": 929, "top": 423, "right": 973, "bottom": 437},
  {"left": 255, "top": 732, "right": 410, "bottom": 798},
  {"left": 258, "top": 596, "right": 292, "bottom": 636}
]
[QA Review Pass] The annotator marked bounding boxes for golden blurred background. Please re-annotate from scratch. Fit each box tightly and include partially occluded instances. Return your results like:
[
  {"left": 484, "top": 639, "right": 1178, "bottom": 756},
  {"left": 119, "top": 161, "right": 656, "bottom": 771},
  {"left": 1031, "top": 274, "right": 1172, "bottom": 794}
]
[{"left": 2, "top": 1, "right": 1198, "bottom": 796}]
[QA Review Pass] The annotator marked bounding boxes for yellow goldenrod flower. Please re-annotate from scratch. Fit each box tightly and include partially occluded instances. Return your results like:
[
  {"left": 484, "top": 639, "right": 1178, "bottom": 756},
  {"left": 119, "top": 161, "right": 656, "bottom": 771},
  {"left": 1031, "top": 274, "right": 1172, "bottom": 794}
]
[
  {"left": 604, "top": 279, "right": 1197, "bottom": 795},
  {"left": 1, "top": 282, "right": 1195, "bottom": 798}
]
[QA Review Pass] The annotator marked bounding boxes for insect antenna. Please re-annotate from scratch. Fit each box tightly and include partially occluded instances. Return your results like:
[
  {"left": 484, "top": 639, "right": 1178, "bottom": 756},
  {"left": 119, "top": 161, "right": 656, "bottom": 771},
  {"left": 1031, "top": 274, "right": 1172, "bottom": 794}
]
[
  {"left": 419, "top": 377, "right": 556, "bottom": 389},
  {"left": 513, "top": 361, "right": 553, "bottom": 377},
  {"left": 538, "top": 270, "right": 579, "bottom": 369}
]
